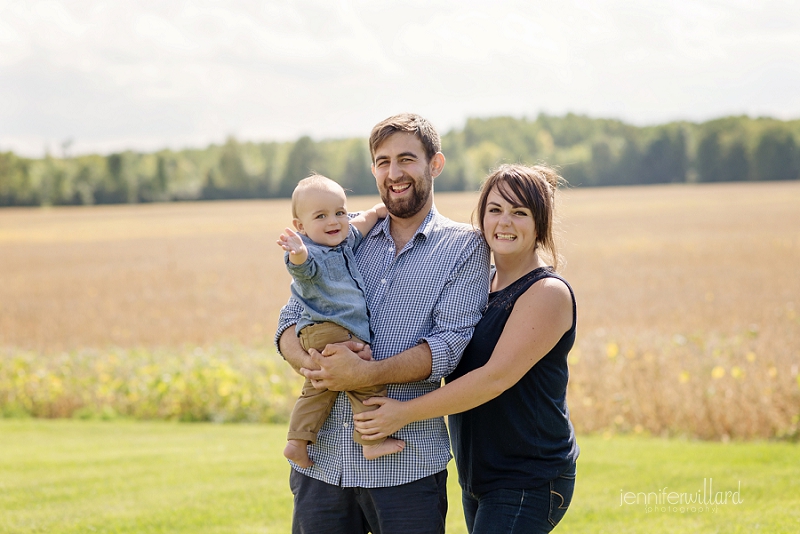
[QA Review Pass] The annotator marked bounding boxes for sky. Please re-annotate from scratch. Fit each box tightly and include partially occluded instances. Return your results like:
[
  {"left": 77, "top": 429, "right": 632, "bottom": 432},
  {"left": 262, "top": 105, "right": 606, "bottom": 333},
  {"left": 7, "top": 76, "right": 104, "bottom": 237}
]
[{"left": 1, "top": 0, "right": 799, "bottom": 157}]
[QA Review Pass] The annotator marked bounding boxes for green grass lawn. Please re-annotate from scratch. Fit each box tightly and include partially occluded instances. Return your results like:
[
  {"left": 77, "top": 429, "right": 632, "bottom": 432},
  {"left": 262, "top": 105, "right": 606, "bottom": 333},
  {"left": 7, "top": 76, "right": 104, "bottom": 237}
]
[{"left": 1, "top": 420, "right": 799, "bottom": 533}]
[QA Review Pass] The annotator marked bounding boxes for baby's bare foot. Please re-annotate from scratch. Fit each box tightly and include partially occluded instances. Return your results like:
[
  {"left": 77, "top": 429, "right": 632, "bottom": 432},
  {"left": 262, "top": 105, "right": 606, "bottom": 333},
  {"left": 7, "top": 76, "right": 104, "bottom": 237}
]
[
  {"left": 362, "top": 438, "right": 406, "bottom": 460},
  {"left": 284, "top": 440, "right": 313, "bottom": 468}
]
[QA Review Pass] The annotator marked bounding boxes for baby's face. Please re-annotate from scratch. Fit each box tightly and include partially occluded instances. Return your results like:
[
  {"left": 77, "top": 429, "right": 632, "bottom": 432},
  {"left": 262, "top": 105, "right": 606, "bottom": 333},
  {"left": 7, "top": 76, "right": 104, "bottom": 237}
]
[{"left": 293, "top": 187, "right": 350, "bottom": 247}]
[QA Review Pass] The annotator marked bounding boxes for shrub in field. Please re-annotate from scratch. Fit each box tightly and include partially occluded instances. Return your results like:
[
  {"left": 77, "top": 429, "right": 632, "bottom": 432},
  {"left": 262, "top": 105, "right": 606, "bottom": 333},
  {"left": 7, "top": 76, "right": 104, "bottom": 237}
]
[
  {"left": 568, "top": 322, "right": 800, "bottom": 441},
  {"left": 3, "top": 332, "right": 798, "bottom": 440},
  {"left": 0, "top": 345, "right": 301, "bottom": 423}
]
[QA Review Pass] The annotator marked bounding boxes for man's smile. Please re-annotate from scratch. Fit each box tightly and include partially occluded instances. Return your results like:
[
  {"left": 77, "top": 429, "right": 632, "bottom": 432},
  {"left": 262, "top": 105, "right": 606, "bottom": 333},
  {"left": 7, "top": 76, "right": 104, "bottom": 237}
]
[{"left": 389, "top": 183, "right": 412, "bottom": 194}]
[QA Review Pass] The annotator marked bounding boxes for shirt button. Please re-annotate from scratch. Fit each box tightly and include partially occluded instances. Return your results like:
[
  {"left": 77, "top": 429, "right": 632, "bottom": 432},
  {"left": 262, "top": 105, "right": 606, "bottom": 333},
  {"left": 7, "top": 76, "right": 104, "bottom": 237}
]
[
  {"left": 381, "top": 279, "right": 387, "bottom": 284},
  {"left": 343, "top": 422, "right": 349, "bottom": 428}
]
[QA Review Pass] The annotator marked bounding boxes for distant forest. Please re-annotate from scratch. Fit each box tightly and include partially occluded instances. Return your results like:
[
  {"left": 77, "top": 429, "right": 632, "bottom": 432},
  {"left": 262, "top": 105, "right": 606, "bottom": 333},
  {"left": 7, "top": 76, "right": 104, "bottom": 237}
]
[{"left": 1, "top": 113, "right": 799, "bottom": 207}]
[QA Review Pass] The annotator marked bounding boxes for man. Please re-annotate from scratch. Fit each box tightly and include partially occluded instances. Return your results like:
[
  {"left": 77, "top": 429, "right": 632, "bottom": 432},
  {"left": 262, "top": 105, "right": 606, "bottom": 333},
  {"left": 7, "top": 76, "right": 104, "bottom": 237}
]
[{"left": 276, "top": 113, "right": 490, "bottom": 534}]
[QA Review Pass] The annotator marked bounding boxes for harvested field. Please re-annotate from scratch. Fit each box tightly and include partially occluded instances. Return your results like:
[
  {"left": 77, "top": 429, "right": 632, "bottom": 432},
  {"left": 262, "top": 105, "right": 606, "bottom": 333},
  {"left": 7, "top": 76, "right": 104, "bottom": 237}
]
[
  {"left": 0, "top": 199, "right": 293, "bottom": 350},
  {"left": 1, "top": 182, "right": 799, "bottom": 438}
]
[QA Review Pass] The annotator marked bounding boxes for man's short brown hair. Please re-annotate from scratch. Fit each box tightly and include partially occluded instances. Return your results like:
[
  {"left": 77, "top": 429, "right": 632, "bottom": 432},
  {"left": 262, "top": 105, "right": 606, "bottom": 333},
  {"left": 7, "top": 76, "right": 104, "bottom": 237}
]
[{"left": 369, "top": 113, "right": 441, "bottom": 163}]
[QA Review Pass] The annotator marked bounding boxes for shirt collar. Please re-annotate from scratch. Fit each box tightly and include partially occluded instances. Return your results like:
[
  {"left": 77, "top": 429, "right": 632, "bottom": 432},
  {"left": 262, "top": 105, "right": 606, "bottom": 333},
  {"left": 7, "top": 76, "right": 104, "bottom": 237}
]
[{"left": 373, "top": 205, "right": 439, "bottom": 241}]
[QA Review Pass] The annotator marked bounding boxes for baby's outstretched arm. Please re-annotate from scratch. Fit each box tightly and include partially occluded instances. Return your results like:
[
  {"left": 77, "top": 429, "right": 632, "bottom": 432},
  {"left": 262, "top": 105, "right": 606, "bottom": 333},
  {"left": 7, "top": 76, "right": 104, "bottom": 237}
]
[
  {"left": 350, "top": 203, "right": 387, "bottom": 236},
  {"left": 276, "top": 227, "right": 309, "bottom": 265}
]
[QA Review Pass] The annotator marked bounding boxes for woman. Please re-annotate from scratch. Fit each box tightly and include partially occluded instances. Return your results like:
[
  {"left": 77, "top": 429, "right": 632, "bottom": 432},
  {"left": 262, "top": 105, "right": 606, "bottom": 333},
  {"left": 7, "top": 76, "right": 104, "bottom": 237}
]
[{"left": 354, "top": 164, "right": 579, "bottom": 533}]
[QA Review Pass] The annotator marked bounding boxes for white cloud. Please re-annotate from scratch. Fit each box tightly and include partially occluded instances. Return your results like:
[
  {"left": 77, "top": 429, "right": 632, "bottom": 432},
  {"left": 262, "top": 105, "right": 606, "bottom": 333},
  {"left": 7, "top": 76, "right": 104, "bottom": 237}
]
[{"left": 0, "top": 0, "right": 799, "bottom": 156}]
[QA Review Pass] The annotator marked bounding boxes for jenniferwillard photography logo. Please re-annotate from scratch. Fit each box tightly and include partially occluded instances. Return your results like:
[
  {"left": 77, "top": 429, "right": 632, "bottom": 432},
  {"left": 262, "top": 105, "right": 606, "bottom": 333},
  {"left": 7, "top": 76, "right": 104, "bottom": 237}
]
[{"left": 620, "top": 478, "right": 743, "bottom": 514}]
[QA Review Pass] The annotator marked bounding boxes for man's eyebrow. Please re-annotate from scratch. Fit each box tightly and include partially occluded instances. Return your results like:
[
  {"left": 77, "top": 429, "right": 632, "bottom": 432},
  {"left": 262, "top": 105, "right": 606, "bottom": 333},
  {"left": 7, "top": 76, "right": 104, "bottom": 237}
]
[{"left": 375, "top": 151, "right": 420, "bottom": 162}]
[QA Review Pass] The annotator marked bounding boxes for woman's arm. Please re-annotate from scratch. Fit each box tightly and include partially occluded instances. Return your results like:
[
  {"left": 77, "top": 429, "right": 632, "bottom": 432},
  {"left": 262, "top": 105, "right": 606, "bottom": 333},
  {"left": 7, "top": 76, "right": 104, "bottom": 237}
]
[{"left": 353, "top": 277, "right": 574, "bottom": 440}]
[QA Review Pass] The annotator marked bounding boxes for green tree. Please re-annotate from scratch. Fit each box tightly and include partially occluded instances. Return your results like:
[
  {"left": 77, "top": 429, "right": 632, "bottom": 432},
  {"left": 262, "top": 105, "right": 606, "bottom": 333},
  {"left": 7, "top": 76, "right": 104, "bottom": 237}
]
[
  {"left": 722, "top": 141, "right": 750, "bottom": 182},
  {"left": 97, "top": 153, "right": 129, "bottom": 203},
  {"left": 38, "top": 155, "right": 69, "bottom": 206},
  {"left": 278, "top": 136, "right": 320, "bottom": 198},
  {"left": 72, "top": 162, "right": 96, "bottom": 205},
  {"left": 340, "top": 140, "right": 374, "bottom": 195},
  {"left": 156, "top": 155, "right": 169, "bottom": 194},
  {"left": 588, "top": 140, "right": 614, "bottom": 187},
  {"left": 136, "top": 153, "right": 173, "bottom": 202},
  {"left": 463, "top": 116, "right": 538, "bottom": 160},
  {"left": 437, "top": 130, "right": 468, "bottom": 191},
  {"left": 754, "top": 129, "right": 799, "bottom": 181},
  {"left": 640, "top": 129, "right": 687, "bottom": 184},
  {"left": 0, "top": 152, "right": 34, "bottom": 206},
  {"left": 219, "top": 138, "right": 249, "bottom": 191},
  {"left": 252, "top": 142, "right": 279, "bottom": 197},
  {"left": 615, "top": 139, "right": 643, "bottom": 185},
  {"left": 537, "top": 113, "right": 599, "bottom": 147},
  {"left": 696, "top": 132, "right": 725, "bottom": 182}
]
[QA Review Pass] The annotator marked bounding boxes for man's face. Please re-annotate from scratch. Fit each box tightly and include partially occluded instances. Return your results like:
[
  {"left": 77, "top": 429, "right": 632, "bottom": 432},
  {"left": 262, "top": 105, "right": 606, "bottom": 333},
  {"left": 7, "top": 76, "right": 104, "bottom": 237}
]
[{"left": 371, "top": 132, "right": 435, "bottom": 219}]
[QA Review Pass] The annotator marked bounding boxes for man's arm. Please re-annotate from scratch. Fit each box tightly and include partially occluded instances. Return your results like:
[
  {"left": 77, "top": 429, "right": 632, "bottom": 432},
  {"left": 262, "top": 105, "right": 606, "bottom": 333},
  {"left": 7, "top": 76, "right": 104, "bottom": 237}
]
[
  {"left": 303, "top": 341, "right": 432, "bottom": 392},
  {"left": 275, "top": 298, "right": 319, "bottom": 376},
  {"left": 420, "top": 233, "right": 490, "bottom": 382},
  {"left": 278, "top": 327, "right": 314, "bottom": 375}
]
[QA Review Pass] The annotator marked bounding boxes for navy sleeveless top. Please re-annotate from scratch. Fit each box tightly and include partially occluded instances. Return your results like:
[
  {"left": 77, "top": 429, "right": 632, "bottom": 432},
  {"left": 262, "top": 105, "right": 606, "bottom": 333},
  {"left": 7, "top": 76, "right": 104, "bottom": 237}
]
[{"left": 448, "top": 266, "right": 579, "bottom": 494}]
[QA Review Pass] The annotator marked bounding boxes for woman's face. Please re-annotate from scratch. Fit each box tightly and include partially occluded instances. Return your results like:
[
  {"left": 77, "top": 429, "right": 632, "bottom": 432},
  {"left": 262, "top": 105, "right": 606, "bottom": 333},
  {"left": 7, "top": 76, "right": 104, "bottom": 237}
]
[{"left": 482, "top": 186, "right": 537, "bottom": 256}]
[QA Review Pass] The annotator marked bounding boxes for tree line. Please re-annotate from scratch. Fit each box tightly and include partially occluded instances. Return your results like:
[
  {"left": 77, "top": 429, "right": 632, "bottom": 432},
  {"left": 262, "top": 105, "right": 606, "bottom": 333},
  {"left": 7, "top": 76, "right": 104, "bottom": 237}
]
[{"left": 1, "top": 113, "right": 799, "bottom": 207}]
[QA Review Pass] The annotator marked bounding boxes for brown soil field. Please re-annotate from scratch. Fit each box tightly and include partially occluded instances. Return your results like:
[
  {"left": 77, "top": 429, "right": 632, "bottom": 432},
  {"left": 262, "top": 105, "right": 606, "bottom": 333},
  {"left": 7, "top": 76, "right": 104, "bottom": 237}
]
[{"left": 1, "top": 182, "right": 799, "bottom": 437}]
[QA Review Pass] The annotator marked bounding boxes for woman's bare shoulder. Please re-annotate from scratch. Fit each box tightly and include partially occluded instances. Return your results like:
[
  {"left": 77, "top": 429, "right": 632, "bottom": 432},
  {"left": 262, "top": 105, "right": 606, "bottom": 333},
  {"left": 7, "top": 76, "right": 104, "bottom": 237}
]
[{"left": 512, "top": 275, "right": 573, "bottom": 331}]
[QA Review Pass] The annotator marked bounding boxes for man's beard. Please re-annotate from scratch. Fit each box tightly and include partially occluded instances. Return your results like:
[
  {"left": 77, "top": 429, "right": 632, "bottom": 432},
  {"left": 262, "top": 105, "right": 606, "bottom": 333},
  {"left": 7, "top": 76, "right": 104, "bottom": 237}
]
[{"left": 381, "top": 168, "right": 433, "bottom": 219}]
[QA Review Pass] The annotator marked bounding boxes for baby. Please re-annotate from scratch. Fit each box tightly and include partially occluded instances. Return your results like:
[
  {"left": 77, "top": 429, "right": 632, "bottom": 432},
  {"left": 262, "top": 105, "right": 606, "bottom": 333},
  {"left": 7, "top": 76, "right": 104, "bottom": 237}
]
[{"left": 277, "top": 174, "right": 405, "bottom": 468}]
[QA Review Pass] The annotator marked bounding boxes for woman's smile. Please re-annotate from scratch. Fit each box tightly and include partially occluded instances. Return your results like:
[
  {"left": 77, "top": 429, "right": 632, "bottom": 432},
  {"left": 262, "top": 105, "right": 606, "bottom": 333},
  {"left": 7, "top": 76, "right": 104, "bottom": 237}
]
[{"left": 495, "top": 232, "right": 517, "bottom": 241}]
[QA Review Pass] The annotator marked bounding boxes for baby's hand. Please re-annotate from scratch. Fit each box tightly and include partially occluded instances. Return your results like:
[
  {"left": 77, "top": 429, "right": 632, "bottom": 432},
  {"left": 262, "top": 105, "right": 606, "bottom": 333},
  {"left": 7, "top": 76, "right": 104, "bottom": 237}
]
[{"left": 277, "top": 228, "right": 308, "bottom": 264}]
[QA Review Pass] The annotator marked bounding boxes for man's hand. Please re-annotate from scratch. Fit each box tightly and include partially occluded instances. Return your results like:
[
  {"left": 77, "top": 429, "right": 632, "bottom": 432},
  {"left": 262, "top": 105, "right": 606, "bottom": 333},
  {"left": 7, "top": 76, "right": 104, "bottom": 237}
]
[
  {"left": 302, "top": 342, "right": 373, "bottom": 391},
  {"left": 338, "top": 340, "right": 373, "bottom": 362}
]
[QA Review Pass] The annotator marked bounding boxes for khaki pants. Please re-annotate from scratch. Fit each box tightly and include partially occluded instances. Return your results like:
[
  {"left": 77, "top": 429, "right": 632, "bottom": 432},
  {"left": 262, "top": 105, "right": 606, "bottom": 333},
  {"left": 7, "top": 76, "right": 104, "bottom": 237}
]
[{"left": 287, "top": 322, "right": 387, "bottom": 446}]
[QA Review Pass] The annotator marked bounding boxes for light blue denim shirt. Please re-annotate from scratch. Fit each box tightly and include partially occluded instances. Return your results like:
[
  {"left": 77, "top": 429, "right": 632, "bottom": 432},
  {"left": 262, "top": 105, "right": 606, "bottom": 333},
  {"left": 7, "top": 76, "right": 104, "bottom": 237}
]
[
  {"left": 276, "top": 206, "right": 491, "bottom": 489},
  {"left": 287, "top": 225, "right": 372, "bottom": 344}
]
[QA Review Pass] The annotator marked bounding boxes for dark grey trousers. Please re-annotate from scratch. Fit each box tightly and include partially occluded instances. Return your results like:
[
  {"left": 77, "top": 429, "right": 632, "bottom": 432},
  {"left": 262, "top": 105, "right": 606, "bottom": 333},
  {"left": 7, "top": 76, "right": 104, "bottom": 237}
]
[{"left": 289, "top": 468, "right": 448, "bottom": 534}]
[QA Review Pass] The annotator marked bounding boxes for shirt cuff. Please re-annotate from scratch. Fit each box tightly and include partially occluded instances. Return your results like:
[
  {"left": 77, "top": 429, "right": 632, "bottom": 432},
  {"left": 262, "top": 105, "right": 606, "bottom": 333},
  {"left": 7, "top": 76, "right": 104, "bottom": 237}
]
[{"left": 419, "top": 336, "right": 454, "bottom": 383}]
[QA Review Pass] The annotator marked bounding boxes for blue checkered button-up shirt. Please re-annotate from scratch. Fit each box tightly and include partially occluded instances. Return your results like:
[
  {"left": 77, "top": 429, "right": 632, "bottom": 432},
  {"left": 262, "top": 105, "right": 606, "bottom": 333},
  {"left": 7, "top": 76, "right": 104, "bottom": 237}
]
[{"left": 276, "top": 206, "right": 490, "bottom": 488}]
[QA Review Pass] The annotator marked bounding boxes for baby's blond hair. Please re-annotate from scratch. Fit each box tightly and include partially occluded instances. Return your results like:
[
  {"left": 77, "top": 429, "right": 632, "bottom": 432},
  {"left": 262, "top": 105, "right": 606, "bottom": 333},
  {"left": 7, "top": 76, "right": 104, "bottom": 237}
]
[{"left": 291, "top": 174, "right": 345, "bottom": 218}]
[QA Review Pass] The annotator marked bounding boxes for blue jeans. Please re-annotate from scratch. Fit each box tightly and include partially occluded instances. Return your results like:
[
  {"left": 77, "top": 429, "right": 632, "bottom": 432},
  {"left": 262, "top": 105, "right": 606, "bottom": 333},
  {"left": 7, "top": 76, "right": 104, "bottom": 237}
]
[
  {"left": 461, "top": 464, "right": 576, "bottom": 534},
  {"left": 289, "top": 469, "right": 448, "bottom": 534}
]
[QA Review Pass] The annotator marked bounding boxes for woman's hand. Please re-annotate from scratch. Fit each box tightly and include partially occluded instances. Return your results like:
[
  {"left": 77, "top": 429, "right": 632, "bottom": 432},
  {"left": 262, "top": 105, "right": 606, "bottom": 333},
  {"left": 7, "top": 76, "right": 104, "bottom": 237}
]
[{"left": 353, "top": 397, "right": 410, "bottom": 441}]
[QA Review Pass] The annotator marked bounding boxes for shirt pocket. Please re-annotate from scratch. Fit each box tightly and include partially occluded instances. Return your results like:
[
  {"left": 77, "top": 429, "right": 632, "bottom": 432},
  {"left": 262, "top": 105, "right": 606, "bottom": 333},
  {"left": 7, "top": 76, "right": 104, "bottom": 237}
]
[{"left": 324, "top": 255, "right": 348, "bottom": 281}]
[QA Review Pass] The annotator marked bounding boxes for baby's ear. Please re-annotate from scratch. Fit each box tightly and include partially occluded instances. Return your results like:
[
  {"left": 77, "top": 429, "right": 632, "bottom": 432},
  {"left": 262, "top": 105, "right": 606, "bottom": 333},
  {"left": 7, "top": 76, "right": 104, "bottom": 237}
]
[{"left": 292, "top": 218, "right": 305, "bottom": 234}]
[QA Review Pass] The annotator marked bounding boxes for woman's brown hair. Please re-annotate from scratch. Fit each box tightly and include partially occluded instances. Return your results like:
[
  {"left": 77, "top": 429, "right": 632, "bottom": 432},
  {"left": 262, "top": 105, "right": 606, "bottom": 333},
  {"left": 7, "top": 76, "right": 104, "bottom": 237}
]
[{"left": 475, "top": 164, "right": 565, "bottom": 270}]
